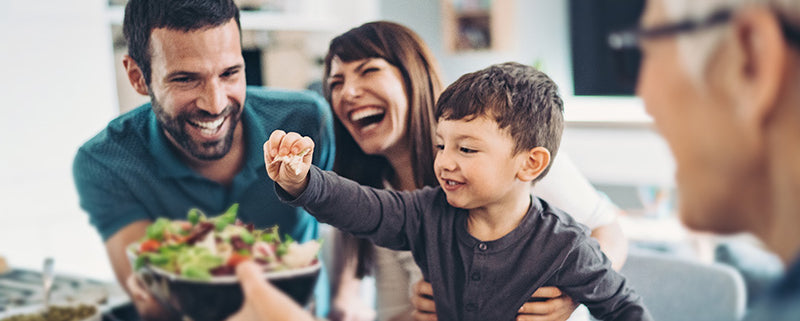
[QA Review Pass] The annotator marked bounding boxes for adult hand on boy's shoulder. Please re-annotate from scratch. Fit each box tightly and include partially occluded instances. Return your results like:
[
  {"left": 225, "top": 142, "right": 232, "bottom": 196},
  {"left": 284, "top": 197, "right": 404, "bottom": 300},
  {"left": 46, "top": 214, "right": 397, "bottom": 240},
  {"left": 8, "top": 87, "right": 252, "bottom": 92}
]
[
  {"left": 264, "top": 130, "right": 314, "bottom": 197},
  {"left": 516, "top": 287, "right": 578, "bottom": 321}
]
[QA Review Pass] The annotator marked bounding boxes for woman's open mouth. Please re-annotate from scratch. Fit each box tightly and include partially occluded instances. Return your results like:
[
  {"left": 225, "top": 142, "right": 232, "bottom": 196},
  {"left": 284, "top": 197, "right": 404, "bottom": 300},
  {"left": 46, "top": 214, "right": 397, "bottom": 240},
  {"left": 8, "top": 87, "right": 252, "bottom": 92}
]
[{"left": 348, "top": 106, "right": 386, "bottom": 130}]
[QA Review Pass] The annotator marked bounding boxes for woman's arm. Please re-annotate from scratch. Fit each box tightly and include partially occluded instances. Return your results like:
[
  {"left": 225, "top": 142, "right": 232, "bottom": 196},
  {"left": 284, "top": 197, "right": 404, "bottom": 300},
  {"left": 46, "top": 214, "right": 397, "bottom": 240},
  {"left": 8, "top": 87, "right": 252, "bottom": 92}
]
[
  {"left": 590, "top": 219, "right": 628, "bottom": 271},
  {"left": 533, "top": 152, "right": 628, "bottom": 268}
]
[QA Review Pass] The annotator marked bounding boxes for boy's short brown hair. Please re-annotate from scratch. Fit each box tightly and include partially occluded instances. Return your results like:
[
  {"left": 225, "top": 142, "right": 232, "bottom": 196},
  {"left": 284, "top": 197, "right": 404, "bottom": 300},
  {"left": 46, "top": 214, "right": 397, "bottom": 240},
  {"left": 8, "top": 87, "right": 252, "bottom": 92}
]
[{"left": 435, "top": 62, "right": 564, "bottom": 180}]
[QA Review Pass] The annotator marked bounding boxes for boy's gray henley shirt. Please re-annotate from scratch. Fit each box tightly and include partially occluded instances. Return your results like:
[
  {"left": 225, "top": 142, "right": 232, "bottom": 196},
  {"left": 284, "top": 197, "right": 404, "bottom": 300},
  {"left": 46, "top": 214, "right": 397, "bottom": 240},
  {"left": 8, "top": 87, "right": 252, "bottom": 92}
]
[{"left": 279, "top": 166, "right": 652, "bottom": 321}]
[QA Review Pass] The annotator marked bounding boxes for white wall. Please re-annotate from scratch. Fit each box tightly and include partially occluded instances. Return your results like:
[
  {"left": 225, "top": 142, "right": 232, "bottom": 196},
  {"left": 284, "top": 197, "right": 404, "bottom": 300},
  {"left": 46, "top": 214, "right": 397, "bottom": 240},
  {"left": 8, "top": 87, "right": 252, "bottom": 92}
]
[
  {"left": 380, "top": 0, "right": 570, "bottom": 88},
  {"left": 380, "top": 0, "right": 675, "bottom": 187},
  {"left": 0, "top": 0, "right": 118, "bottom": 280}
]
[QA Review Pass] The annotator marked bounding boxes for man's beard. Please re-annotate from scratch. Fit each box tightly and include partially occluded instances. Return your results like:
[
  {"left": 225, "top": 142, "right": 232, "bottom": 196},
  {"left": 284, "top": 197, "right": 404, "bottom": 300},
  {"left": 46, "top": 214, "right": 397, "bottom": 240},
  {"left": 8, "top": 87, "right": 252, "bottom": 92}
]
[{"left": 151, "top": 94, "right": 243, "bottom": 161}]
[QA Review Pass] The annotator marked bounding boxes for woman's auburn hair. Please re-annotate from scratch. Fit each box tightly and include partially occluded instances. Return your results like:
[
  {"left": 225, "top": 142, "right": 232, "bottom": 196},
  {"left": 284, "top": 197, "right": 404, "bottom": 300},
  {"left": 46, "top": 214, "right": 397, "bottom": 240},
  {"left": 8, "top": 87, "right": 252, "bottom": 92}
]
[{"left": 322, "top": 21, "right": 444, "bottom": 278}]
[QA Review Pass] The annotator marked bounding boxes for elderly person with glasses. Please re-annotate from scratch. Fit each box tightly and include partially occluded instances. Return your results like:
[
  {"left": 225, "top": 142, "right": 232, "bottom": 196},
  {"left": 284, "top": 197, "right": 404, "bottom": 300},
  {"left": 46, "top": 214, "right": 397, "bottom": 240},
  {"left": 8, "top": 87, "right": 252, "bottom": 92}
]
[{"left": 609, "top": 0, "right": 800, "bottom": 320}]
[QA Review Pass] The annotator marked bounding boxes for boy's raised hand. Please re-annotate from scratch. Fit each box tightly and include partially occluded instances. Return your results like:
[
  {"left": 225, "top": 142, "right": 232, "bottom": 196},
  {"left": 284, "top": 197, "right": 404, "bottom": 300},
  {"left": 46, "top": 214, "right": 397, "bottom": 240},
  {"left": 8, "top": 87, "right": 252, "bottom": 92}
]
[{"left": 264, "top": 130, "right": 315, "bottom": 197}]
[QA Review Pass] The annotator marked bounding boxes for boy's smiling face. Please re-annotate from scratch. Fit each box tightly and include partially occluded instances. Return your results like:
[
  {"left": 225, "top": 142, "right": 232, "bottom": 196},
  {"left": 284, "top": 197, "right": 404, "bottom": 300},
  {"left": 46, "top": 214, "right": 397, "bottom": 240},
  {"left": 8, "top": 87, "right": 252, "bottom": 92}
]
[{"left": 434, "top": 115, "right": 528, "bottom": 210}]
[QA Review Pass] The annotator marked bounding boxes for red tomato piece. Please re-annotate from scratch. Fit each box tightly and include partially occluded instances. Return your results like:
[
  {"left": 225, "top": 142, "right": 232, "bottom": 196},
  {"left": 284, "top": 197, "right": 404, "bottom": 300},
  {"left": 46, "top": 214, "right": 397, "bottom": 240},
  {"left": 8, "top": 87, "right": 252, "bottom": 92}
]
[
  {"left": 227, "top": 253, "right": 250, "bottom": 267},
  {"left": 139, "top": 239, "right": 161, "bottom": 253}
]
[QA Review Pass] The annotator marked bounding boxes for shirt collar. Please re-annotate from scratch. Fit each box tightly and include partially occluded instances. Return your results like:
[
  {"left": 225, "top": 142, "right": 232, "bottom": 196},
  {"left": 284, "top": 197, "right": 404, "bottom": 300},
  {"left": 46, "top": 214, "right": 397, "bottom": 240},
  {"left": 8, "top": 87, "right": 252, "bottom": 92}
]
[{"left": 455, "top": 195, "right": 543, "bottom": 252}]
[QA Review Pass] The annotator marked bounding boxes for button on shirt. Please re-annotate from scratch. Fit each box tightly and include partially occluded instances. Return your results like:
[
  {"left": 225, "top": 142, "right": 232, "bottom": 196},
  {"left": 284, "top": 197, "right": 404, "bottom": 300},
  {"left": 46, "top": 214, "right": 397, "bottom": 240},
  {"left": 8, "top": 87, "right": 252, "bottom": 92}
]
[{"left": 470, "top": 271, "right": 481, "bottom": 281}]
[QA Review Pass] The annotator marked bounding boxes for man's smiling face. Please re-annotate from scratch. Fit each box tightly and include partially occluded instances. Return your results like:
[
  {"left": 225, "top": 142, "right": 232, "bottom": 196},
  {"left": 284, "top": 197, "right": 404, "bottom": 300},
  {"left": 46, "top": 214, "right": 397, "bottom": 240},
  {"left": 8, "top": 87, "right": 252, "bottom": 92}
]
[{"left": 147, "top": 19, "right": 246, "bottom": 161}]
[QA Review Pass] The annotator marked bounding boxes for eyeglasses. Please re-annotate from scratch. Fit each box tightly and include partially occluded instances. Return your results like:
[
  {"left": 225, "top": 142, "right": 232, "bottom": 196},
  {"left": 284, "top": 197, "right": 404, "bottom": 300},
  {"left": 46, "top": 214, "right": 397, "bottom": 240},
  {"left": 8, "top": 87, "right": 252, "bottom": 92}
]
[
  {"left": 608, "top": 10, "right": 733, "bottom": 51},
  {"left": 606, "top": 8, "right": 800, "bottom": 85},
  {"left": 606, "top": 9, "right": 733, "bottom": 85}
]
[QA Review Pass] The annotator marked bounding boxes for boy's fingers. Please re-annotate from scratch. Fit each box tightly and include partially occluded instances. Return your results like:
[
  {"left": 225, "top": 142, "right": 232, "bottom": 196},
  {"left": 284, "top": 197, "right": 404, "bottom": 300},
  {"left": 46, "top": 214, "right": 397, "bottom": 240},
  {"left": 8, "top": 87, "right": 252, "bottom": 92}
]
[
  {"left": 263, "top": 141, "right": 273, "bottom": 163},
  {"left": 280, "top": 132, "right": 303, "bottom": 156},
  {"left": 267, "top": 130, "right": 286, "bottom": 159},
  {"left": 299, "top": 136, "right": 314, "bottom": 162}
]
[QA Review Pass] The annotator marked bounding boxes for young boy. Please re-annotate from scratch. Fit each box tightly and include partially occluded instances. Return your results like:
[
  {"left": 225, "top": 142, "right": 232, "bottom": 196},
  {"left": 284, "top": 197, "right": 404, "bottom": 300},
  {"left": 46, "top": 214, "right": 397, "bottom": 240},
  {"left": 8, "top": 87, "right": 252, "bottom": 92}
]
[{"left": 264, "top": 62, "right": 652, "bottom": 321}]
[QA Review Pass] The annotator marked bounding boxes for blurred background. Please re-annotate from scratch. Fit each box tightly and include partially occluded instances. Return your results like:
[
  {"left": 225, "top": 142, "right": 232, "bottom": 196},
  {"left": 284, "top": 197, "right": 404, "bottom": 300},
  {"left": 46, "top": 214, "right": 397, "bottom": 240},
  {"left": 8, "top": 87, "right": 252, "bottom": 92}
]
[{"left": 0, "top": 0, "right": 781, "bottom": 316}]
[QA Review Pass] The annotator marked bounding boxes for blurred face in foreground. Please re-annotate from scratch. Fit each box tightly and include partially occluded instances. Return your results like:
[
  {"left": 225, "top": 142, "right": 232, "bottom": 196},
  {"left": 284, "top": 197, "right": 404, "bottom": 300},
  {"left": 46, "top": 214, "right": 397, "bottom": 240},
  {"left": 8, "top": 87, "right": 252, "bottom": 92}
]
[{"left": 637, "top": 0, "right": 770, "bottom": 233}]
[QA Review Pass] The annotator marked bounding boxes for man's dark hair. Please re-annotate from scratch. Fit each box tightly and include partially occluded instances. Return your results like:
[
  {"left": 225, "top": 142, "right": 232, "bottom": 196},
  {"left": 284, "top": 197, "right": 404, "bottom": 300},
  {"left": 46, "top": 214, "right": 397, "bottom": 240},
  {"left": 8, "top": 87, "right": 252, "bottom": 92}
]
[
  {"left": 123, "top": 0, "right": 241, "bottom": 84},
  {"left": 435, "top": 62, "right": 565, "bottom": 181}
]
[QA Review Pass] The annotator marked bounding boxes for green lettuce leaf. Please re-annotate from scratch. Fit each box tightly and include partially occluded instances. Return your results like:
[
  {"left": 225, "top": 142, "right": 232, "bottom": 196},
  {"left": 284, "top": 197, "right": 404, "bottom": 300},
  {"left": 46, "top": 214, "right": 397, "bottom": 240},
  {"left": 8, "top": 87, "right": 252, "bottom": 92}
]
[
  {"left": 214, "top": 204, "right": 239, "bottom": 231},
  {"left": 177, "top": 247, "right": 223, "bottom": 280},
  {"left": 146, "top": 218, "right": 171, "bottom": 241}
]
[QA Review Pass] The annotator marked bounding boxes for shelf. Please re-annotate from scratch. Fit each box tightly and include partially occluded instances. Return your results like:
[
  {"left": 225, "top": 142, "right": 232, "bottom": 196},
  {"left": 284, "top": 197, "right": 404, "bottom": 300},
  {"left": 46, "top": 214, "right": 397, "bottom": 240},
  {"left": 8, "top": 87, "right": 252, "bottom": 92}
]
[
  {"left": 106, "top": 5, "right": 340, "bottom": 32},
  {"left": 563, "top": 96, "right": 653, "bottom": 126},
  {"left": 441, "top": 0, "right": 514, "bottom": 53}
]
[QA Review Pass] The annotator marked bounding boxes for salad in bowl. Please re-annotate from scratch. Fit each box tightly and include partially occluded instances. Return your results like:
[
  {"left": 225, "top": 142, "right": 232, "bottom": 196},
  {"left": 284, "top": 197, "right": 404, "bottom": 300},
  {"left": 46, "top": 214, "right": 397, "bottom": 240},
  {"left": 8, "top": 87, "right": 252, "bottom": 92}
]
[{"left": 127, "top": 204, "right": 322, "bottom": 321}]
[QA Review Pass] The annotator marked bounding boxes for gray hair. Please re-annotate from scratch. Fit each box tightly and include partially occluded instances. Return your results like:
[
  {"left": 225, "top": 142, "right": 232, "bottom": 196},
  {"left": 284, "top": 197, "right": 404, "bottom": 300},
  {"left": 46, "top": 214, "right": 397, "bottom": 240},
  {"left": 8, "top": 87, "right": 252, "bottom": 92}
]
[{"left": 662, "top": 0, "right": 800, "bottom": 85}]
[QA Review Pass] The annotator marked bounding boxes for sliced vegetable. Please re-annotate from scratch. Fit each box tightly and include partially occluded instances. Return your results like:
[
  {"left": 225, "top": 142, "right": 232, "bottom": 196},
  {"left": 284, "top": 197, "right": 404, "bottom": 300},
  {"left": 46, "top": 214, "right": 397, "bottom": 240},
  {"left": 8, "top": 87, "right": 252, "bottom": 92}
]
[
  {"left": 146, "top": 218, "right": 171, "bottom": 241},
  {"left": 226, "top": 252, "right": 250, "bottom": 267},
  {"left": 177, "top": 247, "right": 224, "bottom": 280},
  {"left": 187, "top": 209, "right": 201, "bottom": 225},
  {"left": 139, "top": 239, "right": 161, "bottom": 253},
  {"left": 240, "top": 229, "right": 255, "bottom": 245},
  {"left": 214, "top": 204, "right": 239, "bottom": 231}
]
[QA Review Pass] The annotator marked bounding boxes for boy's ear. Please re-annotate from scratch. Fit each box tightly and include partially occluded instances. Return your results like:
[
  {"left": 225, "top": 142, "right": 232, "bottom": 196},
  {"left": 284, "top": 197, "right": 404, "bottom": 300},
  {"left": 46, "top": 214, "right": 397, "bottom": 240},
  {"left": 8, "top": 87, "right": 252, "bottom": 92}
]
[
  {"left": 122, "top": 55, "right": 150, "bottom": 96},
  {"left": 517, "top": 147, "right": 550, "bottom": 182}
]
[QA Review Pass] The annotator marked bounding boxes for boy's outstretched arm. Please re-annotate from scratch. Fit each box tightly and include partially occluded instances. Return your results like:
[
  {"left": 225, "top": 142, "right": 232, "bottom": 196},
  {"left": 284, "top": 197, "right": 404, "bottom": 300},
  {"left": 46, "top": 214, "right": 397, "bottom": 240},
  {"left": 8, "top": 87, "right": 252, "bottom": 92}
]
[{"left": 264, "top": 130, "right": 315, "bottom": 197}]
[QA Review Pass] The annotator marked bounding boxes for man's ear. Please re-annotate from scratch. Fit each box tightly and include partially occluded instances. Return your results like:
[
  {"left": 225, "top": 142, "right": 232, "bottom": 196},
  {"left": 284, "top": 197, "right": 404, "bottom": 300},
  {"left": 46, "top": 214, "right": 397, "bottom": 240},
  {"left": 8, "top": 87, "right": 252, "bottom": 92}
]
[
  {"left": 122, "top": 55, "right": 149, "bottom": 96},
  {"left": 517, "top": 147, "right": 550, "bottom": 182},
  {"left": 731, "top": 7, "right": 787, "bottom": 127}
]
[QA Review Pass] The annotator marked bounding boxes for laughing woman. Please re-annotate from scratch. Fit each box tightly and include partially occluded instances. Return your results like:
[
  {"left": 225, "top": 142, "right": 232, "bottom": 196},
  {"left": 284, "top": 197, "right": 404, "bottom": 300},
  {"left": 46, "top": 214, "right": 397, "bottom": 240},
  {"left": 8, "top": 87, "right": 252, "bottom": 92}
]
[{"left": 322, "top": 21, "right": 628, "bottom": 321}]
